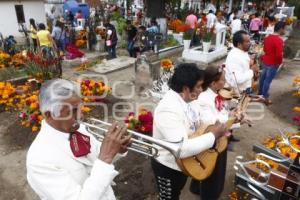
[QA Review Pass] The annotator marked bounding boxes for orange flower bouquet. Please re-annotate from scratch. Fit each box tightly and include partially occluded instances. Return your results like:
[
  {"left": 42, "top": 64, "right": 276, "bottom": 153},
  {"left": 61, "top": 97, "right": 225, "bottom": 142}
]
[
  {"left": 0, "top": 51, "right": 11, "bottom": 68},
  {"left": 160, "top": 59, "right": 173, "bottom": 71},
  {"left": 80, "top": 79, "right": 111, "bottom": 99},
  {"left": 263, "top": 132, "right": 300, "bottom": 160}
]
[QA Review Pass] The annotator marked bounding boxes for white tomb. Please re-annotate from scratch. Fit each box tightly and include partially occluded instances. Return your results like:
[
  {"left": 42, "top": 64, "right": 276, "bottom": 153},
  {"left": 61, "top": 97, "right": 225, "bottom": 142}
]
[{"left": 182, "top": 23, "right": 228, "bottom": 64}]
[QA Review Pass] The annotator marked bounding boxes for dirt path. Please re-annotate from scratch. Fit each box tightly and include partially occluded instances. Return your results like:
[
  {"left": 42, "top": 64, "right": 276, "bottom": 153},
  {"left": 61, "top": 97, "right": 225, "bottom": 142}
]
[{"left": 0, "top": 34, "right": 300, "bottom": 200}]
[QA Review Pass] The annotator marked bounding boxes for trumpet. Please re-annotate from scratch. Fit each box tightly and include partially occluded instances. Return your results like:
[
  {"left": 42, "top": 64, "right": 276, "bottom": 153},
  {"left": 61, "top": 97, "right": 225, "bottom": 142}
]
[{"left": 82, "top": 118, "right": 183, "bottom": 158}]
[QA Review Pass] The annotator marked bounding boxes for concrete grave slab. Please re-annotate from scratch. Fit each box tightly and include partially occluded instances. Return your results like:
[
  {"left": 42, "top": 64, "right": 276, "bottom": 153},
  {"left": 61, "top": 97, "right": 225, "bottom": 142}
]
[{"left": 89, "top": 56, "right": 136, "bottom": 74}]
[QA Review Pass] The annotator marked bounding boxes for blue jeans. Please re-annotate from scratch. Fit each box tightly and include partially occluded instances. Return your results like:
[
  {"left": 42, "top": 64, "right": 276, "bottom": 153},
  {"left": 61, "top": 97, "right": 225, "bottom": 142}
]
[
  {"left": 127, "top": 41, "right": 134, "bottom": 57},
  {"left": 258, "top": 64, "right": 279, "bottom": 98},
  {"left": 106, "top": 44, "right": 116, "bottom": 60}
]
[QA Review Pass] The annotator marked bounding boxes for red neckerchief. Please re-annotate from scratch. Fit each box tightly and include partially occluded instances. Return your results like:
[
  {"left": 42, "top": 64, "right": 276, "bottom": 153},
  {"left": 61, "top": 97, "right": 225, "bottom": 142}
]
[
  {"left": 215, "top": 95, "right": 224, "bottom": 112},
  {"left": 70, "top": 131, "right": 91, "bottom": 157}
]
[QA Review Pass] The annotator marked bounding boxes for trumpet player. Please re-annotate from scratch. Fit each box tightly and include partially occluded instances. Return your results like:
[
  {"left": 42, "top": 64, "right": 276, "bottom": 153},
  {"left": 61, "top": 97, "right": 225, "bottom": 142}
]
[
  {"left": 151, "top": 63, "right": 227, "bottom": 200},
  {"left": 26, "top": 79, "right": 131, "bottom": 200}
]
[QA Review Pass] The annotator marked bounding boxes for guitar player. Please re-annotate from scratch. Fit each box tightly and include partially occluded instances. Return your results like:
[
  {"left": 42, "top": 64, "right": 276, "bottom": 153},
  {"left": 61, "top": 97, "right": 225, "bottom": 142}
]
[
  {"left": 151, "top": 63, "right": 227, "bottom": 200},
  {"left": 190, "top": 66, "right": 246, "bottom": 199}
]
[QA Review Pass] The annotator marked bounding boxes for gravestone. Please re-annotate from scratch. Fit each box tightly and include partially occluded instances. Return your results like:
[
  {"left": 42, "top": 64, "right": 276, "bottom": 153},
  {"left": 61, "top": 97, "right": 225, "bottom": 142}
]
[
  {"left": 135, "top": 55, "right": 153, "bottom": 96},
  {"left": 182, "top": 23, "right": 227, "bottom": 64}
]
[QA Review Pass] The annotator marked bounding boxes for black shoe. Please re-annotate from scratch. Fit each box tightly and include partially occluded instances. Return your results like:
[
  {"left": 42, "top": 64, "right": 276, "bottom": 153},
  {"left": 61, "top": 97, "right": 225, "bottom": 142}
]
[
  {"left": 229, "top": 136, "right": 240, "bottom": 142},
  {"left": 227, "top": 143, "right": 234, "bottom": 152}
]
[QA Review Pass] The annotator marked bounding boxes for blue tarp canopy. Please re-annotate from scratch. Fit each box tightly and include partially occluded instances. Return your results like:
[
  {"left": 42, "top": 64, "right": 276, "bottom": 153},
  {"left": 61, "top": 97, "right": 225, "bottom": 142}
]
[{"left": 63, "top": 0, "right": 89, "bottom": 18}]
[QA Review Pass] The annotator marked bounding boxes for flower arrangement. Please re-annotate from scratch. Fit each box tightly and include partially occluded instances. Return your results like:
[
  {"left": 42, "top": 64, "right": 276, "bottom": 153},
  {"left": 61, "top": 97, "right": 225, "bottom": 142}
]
[
  {"left": 183, "top": 29, "right": 194, "bottom": 40},
  {"left": 0, "top": 51, "right": 11, "bottom": 68},
  {"left": 0, "top": 79, "right": 112, "bottom": 132},
  {"left": 263, "top": 132, "right": 300, "bottom": 160},
  {"left": 25, "top": 50, "right": 61, "bottom": 82},
  {"left": 160, "top": 59, "right": 173, "bottom": 71},
  {"left": 95, "top": 27, "right": 107, "bottom": 39},
  {"left": 169, "top": 19, "right": 184, "bottom": 33},
  {"left": 292, "top": 75, "right": 300, "bottom": 127},
  {"left": 0, "top": 51, "right": 26, "bottom": 68},
  {"left": 0, "top": 82, "right": 16, "bottom": 100},
  {"left": 80, "top": 79, "right": 111, "bottom": 99},
  {"left": 75, "top": 30, "right": 87, "bottom": 48},
  {"left": 19, "top": 92, "right": 43, "bottom": 132},
  {"left": 285, "top": 16, "right": 298, "bottom": 25},
  {"left": 125, "top": 109, "right": 153, "bottom": 134}
]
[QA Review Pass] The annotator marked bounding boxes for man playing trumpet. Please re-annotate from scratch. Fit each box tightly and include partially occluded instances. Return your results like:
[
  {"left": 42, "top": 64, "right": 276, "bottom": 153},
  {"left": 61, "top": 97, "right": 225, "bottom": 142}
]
[{"left": 26, "top": 79, "right": 131, "bottom": 200}]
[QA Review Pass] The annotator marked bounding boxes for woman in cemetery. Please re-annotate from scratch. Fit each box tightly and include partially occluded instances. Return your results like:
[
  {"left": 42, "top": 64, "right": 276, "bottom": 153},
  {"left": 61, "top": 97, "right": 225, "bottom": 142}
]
[
  {"left": 29, "top": 18, "right": 38, "bottom": 51},
  {"left": 126, "top": 20, "right": 137, "bottom": 57},
  {"left": 51, "top": 20, "right": 66, "bottom": 52},
  {"left": 104, "top": 17, "right": 118, "bottom": 60},
  {"left": 132, "top": 26, "right": 148, "bottom": 58},
  {"left": 36, "top": 23, "right": 56, "bottom": 58},
  {"left": 249, "top": 13, "right": 262, "bottom": 43}
]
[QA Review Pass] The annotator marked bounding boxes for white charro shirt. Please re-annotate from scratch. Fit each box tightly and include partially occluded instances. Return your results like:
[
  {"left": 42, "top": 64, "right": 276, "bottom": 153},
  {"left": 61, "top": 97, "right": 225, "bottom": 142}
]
[
  {"left": 225, "top": 47, "right": 253, "bottom": 92},
  {"left": 153, "top": 90, "right": 216, "bottom": 171},
  {"left": 192, "top": 88, "right": 229, "bottom": 125},
  {"left": 27, "top": 120, "right": 122, "bottom": 200}
]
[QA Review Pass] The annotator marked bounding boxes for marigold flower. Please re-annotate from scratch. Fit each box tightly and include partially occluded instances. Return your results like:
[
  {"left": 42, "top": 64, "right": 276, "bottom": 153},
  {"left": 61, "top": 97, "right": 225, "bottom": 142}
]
[{"left": 32, "top": 126, "right": 39, "bottom": 132}]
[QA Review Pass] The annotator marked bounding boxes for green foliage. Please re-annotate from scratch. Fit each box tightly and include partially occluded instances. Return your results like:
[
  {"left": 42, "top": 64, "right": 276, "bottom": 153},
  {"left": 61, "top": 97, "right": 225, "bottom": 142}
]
[
  {"left": 183, "top": 29, "right": 194, "bottom": 40},
  {"left": 159, "top": 35, "right": 180, "bottom": 49},
  {"left": 203, "top": 32, "right": 212, "bottom": 42},
  {"left": 0, "top": 68, "right": 26, "bottom": 81},
  {"left": 288, "top": 0, "right": 300, "bottom": 17},
  {"left": 111, "top": 12, "right": 127, "bottom": 36},
  {"left": 24, "top": 61, "right": 53, "bottom": 81}
]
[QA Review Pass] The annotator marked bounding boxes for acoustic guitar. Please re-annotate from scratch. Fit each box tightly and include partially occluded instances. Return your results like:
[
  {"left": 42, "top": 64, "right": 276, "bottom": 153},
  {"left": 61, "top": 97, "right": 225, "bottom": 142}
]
[{"left": 176, "top": 93, "right": 251, "bottom": 180}]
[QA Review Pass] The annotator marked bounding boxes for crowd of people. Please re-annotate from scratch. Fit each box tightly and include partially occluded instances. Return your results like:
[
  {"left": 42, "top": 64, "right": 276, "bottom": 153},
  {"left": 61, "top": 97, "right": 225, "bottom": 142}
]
[{"left": 25, "top": 21, "right": 286, "bottom": 199}]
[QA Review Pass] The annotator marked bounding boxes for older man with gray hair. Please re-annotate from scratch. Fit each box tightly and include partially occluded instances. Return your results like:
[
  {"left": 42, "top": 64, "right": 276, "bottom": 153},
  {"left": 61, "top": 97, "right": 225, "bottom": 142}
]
[{"left": 26, "top": 79, "right": 131, "bottom": 200}]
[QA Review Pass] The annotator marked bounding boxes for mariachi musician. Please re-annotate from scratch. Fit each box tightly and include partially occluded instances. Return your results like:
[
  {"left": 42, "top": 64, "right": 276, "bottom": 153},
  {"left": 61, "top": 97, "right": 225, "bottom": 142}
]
[
  {"left": 151, "top": 63, "right": 228, "bottom": 200},
  {"left": 189, "top": 65, "right": 251, "bottom": 199},
  {"left": 26, "top": 79, "right": 131, "bottom": 200}
]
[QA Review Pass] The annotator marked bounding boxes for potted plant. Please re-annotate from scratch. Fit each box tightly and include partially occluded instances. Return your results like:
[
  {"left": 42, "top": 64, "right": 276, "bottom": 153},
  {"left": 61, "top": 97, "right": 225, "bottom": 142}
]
[
  {"left": 183, "top": 29, "right": 193, "bottom": 50},
  {"left": 202, "top": 31, "right": 212, "bottom": 52}
]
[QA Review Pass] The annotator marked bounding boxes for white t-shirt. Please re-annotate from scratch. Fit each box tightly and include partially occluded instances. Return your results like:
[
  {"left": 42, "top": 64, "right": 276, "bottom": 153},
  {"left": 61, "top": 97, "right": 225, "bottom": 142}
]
[
  {"left": 207, "top": 13, "right": 217, "bottom": 28},
  {"left": 265, "top": 25, "right": 274, "bottom": 35},
  {"left": 225, "top": 47, "right": 253, "bottom": 92},
  {"left": 231, "top": 19, "right": 242, "bottom": 34}
]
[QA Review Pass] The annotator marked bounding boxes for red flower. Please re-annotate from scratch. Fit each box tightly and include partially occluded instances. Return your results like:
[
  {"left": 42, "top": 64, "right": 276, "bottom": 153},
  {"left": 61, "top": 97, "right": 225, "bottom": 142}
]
[
  {"left": 19, "top": 112, "right": 27, "bottom": 119},
  {"left": 128, "top": 112, "right": 134, "bottom": 116},
  {"left": 143, "top": 123, "right": 153, "bottom": 133},
  {"left": 84, "top": 80, "right": 90, "bottom": 87},
  {"left": 138, "top": 112, "right": 153, "bottom": 123},
  {"left": 27, "top": 50, "right": 34, "bottom": 61}
]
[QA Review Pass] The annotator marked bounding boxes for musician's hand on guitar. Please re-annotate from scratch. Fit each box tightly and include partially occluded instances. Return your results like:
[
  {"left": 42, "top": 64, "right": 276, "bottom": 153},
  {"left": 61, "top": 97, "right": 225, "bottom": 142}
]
[
  {"left": 98, "top": 122, "right": 130, "bottom": 164},
  {"left": 210, "top": 121, "right": 227, "bottom": 139}
]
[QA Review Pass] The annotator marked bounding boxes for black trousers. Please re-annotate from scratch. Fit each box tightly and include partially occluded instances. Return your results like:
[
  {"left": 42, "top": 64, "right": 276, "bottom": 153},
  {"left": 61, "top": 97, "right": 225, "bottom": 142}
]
[
  {"left": 151, "top": 159, "right": 188, "bottom": 200},
  {"left": 190, "top": 149, "right": 227, "bottom": 200}
]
